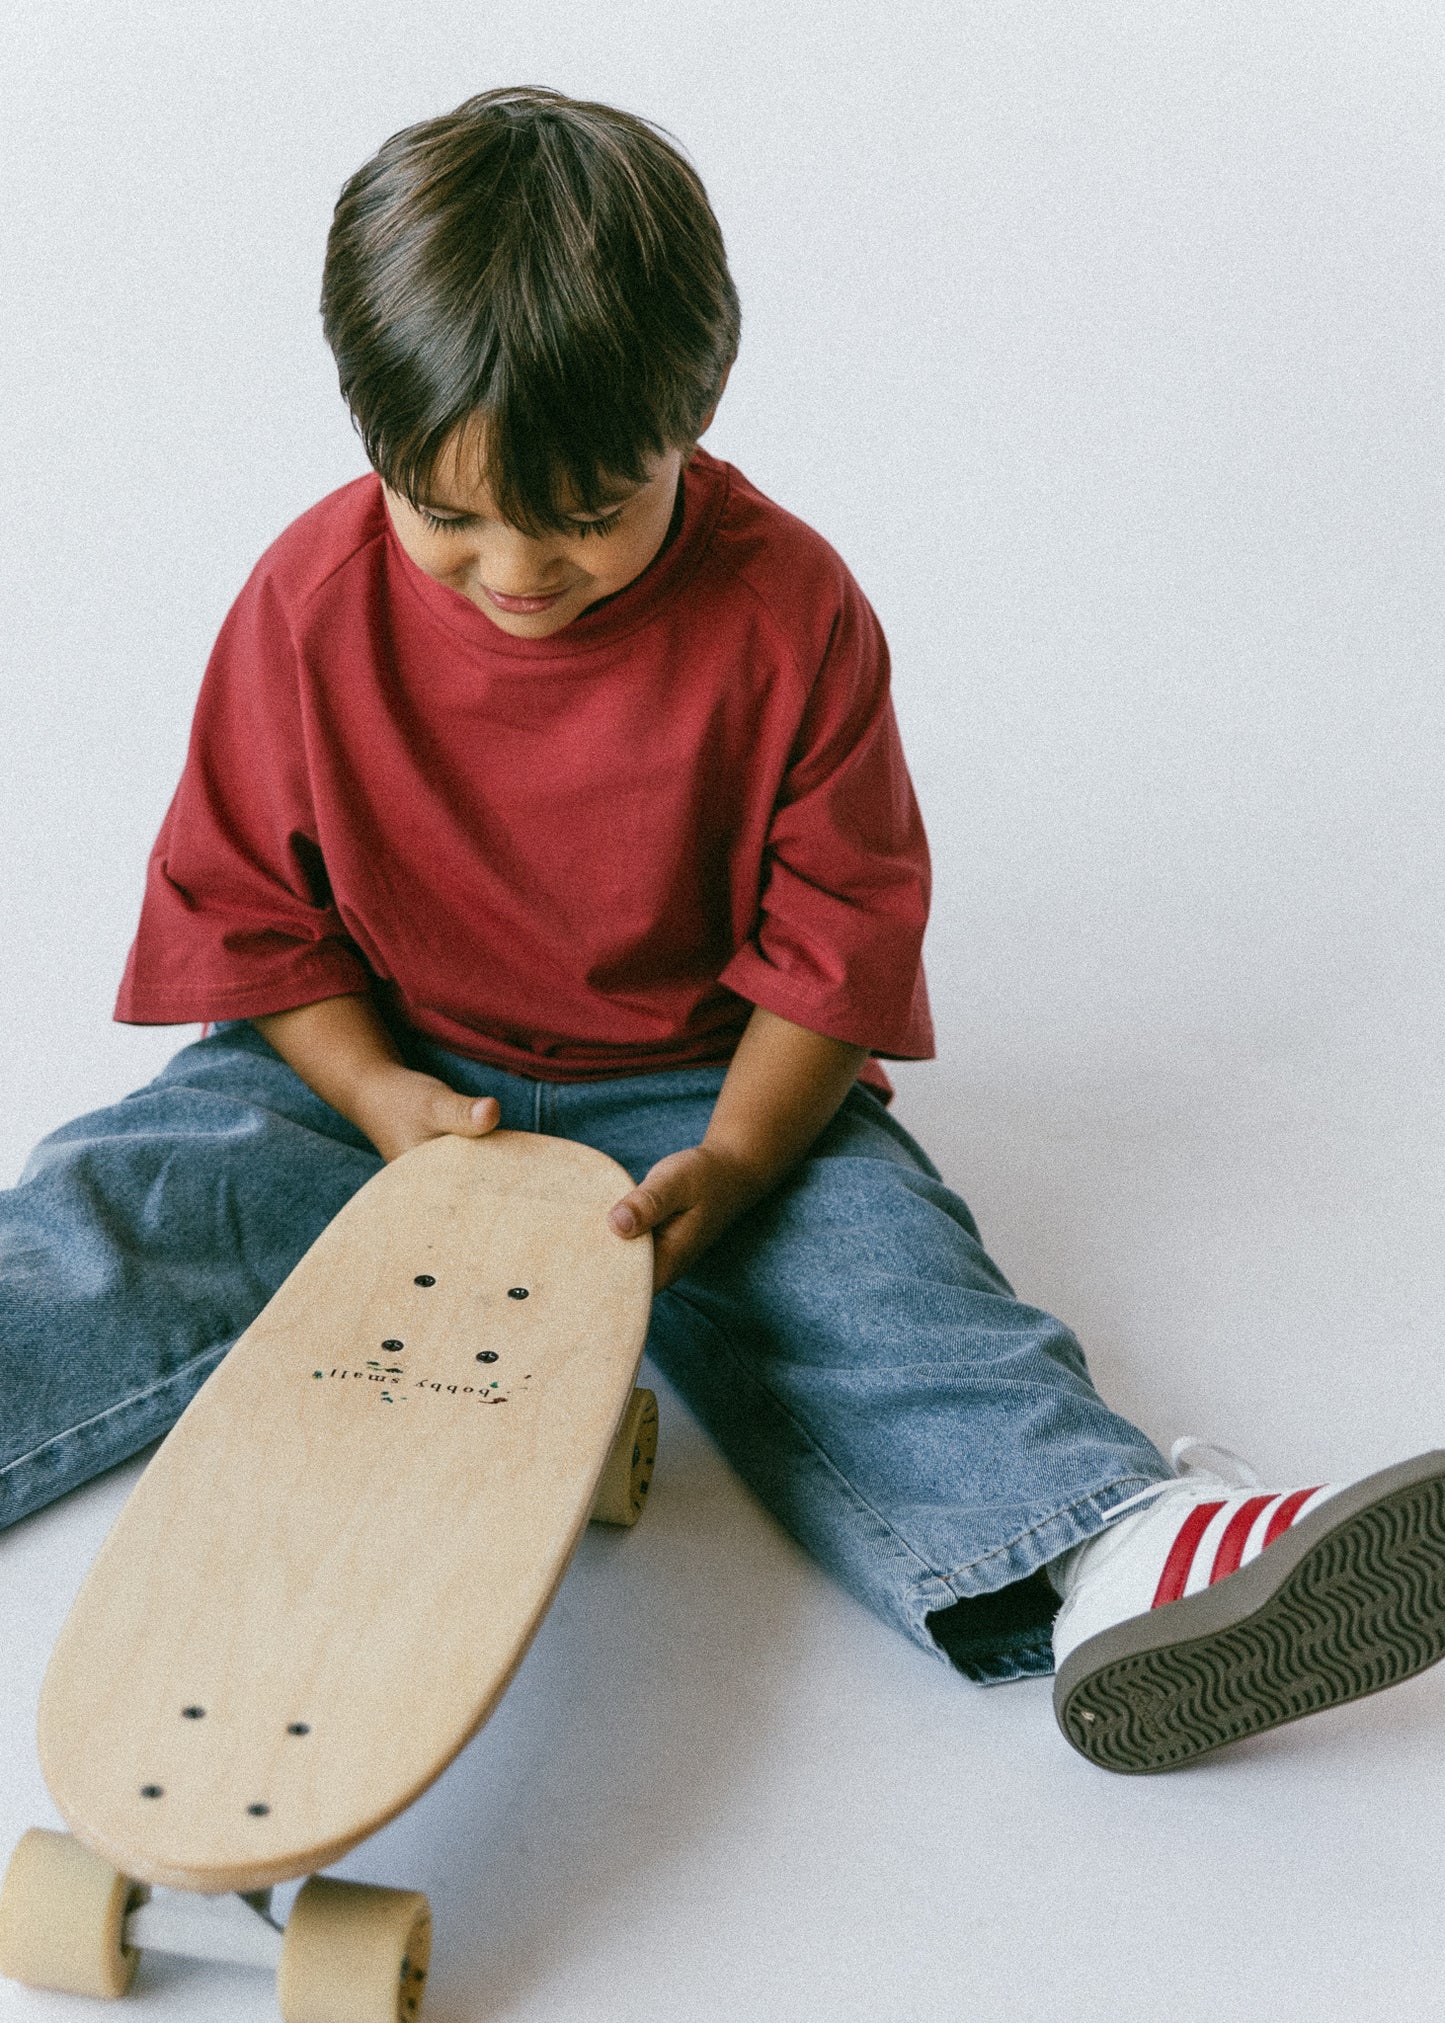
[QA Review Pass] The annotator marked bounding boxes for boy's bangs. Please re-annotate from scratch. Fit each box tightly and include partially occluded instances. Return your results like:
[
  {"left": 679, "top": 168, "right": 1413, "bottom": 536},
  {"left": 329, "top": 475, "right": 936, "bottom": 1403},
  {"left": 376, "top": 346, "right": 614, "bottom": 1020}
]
[
  {"left": 391, "top": 390, "right": 666, "bottom": 537},
  {"left": 369, "top": 342, "right": 671, "bottom": 535}
]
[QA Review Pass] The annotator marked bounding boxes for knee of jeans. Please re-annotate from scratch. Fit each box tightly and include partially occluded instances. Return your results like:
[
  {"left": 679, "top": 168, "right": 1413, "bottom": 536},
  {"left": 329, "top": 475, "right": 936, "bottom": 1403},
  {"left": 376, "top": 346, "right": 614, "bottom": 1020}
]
[
  {"left": 775, "top": 1151, "right": 987, "bottom": 1251},
  {"left": 692, "top": 1155, "right": 1011, "bottom": 1321}
]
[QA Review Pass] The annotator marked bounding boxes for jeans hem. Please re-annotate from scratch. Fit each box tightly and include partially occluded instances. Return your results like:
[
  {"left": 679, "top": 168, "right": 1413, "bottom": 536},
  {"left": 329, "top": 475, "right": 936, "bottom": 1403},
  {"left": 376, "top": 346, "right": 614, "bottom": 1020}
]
[{"left": 902, "top": 1470, "right": 1171, "bottom": 1675}]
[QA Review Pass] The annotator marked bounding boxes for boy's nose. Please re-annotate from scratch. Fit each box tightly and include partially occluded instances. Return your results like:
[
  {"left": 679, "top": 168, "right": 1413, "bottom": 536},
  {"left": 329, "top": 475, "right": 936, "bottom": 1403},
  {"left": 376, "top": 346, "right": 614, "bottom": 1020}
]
[{"left": 480, "top": 532, "right": 569, "bottom": 598}]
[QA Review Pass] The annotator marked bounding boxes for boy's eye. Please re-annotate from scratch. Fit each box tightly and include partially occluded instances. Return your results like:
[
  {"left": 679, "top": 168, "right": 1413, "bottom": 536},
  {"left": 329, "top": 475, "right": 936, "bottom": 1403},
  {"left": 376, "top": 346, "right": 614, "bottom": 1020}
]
[
  {"left": 570, "top": 507, "right": 626, "bottom": 539},
  {"left": 416, "top": 505, "right": 626, "bottom": 538}
]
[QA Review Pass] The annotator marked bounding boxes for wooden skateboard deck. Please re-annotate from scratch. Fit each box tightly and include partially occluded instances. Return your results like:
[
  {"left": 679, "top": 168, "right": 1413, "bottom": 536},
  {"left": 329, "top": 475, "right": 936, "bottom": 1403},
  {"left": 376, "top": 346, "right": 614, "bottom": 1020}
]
[{"left": 34, "top": 1128, "right": 654, "bottom": 1898}]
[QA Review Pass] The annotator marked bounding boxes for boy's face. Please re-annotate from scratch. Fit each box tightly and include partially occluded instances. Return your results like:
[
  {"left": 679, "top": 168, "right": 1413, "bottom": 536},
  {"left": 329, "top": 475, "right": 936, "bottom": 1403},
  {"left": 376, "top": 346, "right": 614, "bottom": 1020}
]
[{"left": 382, "top": 423, "right": 687, "bottom": 639}]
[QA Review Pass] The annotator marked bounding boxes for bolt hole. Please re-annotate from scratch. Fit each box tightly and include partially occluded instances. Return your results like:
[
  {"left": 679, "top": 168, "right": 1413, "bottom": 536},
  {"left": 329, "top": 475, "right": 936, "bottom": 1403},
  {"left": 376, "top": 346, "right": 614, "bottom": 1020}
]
[
  {"left": 140, "top": 1785, "right": 164, "bottom": 1800},
  {"left": 476, "top": 1351, "right": 499, "bottom": 1364},
  {"left": 181, "top": 1705, "right": 206, "bottom": 1720},
  {"left": 382, "top": 1339, "right": 404, "bottom": 1351},
  {"left": 507, "top": 1287, "right": 529, "bottom": 1300},
  {"left": 287, "top": 1722, "right": 311, "bottom": 1736},
  {"left": 413, "top": 1275, "right": 436, "bottom": 1287},
  {"left": 247, "top": 1803, "right": 271, "bottom": 1817}
]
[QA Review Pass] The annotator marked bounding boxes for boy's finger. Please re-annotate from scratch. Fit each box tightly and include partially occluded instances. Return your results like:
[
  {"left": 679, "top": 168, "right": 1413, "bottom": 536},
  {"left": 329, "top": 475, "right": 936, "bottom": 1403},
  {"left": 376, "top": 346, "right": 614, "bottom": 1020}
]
[
  {"left": 648, "top": 1223, "right": 692, "bottom": 1292},
  {"left": 608, "top": 1181, "right": 674, "bottom": 1237}
]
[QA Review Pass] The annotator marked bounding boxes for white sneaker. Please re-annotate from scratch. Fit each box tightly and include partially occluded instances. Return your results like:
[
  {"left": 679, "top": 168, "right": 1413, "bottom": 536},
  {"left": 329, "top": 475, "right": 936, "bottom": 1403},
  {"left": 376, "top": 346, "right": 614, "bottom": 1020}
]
[{"left": 1051, "top": 1439, "right": 1445, "bottom": 1773}]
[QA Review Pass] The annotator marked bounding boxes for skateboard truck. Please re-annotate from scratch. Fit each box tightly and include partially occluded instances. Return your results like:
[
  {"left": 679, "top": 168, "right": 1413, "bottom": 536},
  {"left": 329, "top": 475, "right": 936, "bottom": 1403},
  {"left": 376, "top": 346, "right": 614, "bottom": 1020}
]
[{"left": 124, "top": 1886, "right": 284, "bottom": 1971}]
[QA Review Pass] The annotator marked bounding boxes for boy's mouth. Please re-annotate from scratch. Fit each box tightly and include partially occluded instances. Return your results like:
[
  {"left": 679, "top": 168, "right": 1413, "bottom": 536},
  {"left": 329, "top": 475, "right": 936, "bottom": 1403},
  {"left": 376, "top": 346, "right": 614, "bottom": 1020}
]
[{"left": 482, "top": 585, "right": 570, "bottom": 615}]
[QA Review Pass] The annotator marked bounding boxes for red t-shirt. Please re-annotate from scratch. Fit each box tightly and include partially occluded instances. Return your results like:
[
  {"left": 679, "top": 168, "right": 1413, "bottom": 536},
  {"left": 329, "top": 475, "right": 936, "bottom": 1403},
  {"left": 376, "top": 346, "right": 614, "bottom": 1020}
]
[{"left": 116, "top": 449, "right": 934, "bottom": 1097}]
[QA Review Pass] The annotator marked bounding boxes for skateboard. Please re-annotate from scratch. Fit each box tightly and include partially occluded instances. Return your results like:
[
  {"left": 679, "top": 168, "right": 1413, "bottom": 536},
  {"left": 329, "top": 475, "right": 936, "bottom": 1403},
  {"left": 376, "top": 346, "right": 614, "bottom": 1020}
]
[{"left": 0, "top": 1127, "right": 657, "bottom": 2021}]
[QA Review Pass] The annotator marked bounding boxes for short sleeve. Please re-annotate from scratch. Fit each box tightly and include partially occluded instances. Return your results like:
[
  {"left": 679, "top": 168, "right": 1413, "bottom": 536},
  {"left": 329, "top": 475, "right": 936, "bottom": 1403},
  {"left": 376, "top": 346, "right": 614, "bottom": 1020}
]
[
  {"left": 717, "top": 574, "right": 935, "bottom": 1059},
  {"left": 114, "top": 572, "right": 372, "bottom": 1026}
]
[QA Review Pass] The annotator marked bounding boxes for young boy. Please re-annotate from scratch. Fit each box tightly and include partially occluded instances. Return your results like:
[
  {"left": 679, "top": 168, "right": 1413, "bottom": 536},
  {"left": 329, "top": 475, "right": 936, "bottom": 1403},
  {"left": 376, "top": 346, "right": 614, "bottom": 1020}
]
[{"left": 4, "top": 85, "right": 1443, "bottom": 1774}]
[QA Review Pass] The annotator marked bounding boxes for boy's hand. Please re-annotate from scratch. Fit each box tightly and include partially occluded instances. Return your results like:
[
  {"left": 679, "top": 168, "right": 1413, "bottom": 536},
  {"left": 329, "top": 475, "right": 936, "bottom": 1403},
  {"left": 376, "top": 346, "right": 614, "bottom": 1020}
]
[
  {"left": 250, "top": 997, "right": 501, "bottom": 1164},
  {"left": 606, "top": 1005, "right": 869, "bottom": 1292},
  {"left": 352, "top": 1064, "right": 500, "bottom": 1165},
  {"left": 608, "top": 1144, "right": 766, "bottom": 1292}
]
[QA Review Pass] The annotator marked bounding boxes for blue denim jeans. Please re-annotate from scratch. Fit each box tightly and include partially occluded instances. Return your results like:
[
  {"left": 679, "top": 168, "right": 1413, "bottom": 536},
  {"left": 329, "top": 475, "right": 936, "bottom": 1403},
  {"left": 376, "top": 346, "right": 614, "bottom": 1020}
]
[{"left": 0, "top": 1023, "right": 1169, "bottom": 1681}]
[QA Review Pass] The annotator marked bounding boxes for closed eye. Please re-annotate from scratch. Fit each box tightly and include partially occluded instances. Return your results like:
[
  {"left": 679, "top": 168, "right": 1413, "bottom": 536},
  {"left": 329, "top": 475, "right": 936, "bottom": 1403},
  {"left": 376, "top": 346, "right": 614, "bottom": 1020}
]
[
  {"left": 571, "top": 507, "right": 626, "bottom": 538},
  {"left": 418, "top": 505, "right": 627, "bottom": 538},
  {"left": 418, "top": 508, "right": 473, "bottom": 534}
]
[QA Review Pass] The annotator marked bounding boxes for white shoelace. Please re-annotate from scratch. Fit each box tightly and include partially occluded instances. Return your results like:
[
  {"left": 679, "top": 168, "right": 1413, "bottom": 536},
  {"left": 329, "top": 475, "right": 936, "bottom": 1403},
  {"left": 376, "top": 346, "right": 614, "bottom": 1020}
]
[
  {"left": 1167, "top": 1435, "right": 1262, "bottom": 1487},
  {"left": 1100, "top": 1434, "right": 1262, "bottom": 1528}
]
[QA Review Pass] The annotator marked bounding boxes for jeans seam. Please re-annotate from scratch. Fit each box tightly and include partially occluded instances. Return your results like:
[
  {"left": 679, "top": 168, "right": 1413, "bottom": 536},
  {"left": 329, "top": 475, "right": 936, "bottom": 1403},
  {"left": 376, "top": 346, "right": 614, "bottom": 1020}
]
[
  {"left": 662, "top": 1284, "right": 941, "bottom": 1585},
  {"left": 0, "top": 1341, "right": 231, "bottom": 1483}
]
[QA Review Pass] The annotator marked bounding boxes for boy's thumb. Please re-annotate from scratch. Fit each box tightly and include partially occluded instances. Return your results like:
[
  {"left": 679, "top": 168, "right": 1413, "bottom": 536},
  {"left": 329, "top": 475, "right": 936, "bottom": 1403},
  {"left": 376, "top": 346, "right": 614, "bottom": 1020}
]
[
  {"left": 609, "top": 1181, "right": 669, "bottom": 1238},
  {"left": 445, "top": 1092, "right": 499, "bottom": 1137}
]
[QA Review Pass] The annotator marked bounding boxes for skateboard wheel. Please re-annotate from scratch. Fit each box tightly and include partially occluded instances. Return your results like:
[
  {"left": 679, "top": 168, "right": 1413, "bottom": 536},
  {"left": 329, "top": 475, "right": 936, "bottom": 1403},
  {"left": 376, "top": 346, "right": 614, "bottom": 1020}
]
[
  {"left": 590, "top": 1387, "right": 659, "bottom": 1527},
  {"left": 0, "top": 1827, "right": 147, "bottom": 1998},
  {"left": 278, "top": 1876, "right": 432, "bottom": 2023}
]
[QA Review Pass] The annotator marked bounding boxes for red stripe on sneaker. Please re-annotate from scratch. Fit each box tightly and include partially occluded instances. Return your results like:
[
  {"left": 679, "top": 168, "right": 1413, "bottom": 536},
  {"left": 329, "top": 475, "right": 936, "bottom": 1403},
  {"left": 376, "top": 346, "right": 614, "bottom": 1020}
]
[
  {"left": 1261, "top": 1486, "right": 1322, "bottom": 1549},
  {"left": 1208, "top": 1495, "right": 1274, "bottom": 1583},
  {"left": 1151, "top": 1501, "right": 1226, "bottom": 1608}
]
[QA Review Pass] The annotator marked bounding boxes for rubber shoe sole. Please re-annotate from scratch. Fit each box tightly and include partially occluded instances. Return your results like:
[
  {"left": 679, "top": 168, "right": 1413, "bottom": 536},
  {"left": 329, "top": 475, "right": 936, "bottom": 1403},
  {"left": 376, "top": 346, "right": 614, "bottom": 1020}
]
[{"left": 1053, "top": 1450, "right": 1445, "bottom": 1773}]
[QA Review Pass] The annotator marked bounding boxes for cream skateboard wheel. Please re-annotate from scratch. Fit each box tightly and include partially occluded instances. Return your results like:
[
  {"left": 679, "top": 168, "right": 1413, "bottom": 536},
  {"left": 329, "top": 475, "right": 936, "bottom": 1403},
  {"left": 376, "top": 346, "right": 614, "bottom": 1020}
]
[
  {"left": 0, "top": 1827, "right": 146, "bottom": 1998},
  {"left": 590, "top": 1387, "right": 659, "bottom": 1526},
  {"left": 278, "top": 1876, "right": 431, "bottom": 2023}
]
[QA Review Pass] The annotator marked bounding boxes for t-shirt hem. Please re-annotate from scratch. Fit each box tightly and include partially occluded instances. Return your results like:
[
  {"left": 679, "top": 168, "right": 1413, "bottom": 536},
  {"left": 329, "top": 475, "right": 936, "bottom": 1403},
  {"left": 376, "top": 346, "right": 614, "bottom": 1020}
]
[
  {"left": 716, "top": 956, "right": 935, "bottom": 1063},
  {"left": 114, "top": 963, "right": 371, "bottom": 1027}
]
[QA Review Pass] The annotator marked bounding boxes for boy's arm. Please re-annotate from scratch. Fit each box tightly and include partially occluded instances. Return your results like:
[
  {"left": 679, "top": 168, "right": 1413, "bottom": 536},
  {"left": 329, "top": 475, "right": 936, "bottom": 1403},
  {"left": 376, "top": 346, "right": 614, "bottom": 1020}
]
[
  {"left": 251, "top": 994, "right": 499, "bottom": 1161},
  {"left": 609, "top": 1004, "right": 868, "bottom": 1290}
]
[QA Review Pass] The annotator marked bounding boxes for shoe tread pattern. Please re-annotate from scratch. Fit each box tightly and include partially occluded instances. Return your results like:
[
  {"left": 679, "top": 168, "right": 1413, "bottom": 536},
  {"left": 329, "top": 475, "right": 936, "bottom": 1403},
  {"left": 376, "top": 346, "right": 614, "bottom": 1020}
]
[{"left": 1057, "top": 1473, "right": 1445, "bottom": 1773}]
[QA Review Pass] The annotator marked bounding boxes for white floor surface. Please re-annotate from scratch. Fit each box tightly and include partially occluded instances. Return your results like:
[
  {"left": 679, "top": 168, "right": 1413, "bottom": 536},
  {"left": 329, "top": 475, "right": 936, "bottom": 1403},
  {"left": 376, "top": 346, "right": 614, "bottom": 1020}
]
[{"left": 4, "top": 1026, "right": 1445, "bottom": 2023}]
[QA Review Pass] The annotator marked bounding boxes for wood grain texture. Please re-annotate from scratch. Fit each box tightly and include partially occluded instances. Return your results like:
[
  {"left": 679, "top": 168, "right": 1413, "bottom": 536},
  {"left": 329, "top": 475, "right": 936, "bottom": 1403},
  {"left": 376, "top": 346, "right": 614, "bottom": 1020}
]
[{"left": 37, "top": 1131, "right": 654, "bottom": 1893}]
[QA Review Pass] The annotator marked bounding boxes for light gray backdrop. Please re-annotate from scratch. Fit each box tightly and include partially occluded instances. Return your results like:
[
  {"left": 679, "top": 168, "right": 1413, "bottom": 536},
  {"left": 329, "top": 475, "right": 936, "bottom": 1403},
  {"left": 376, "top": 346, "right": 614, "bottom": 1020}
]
[{"left": 4, "top": 0, "right": 1443, "bottom": 1548}]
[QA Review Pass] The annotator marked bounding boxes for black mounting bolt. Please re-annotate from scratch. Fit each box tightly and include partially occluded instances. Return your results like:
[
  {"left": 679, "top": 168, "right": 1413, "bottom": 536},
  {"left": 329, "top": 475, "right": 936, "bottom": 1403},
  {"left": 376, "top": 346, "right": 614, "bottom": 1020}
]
[
  {"left": 414, "top": 1275, "right": 435, "bottom": 1287},
  {"left": 382, "top": 1339, "right": 404, "bottom": 1351},
  {"left": 181, "top": 1706, "right": 206, "bottom": 1720},
  {"left": 476, "top": 1351, "right": 499, "bottom": 1364},
  {"left": 287, "top": 1723, "right": 311, "bottom": 1736},
  {"left": 140, "top": 1785, "right": 164, "bottom": 1799},
  {"left": 247, "top": 1803, "right": 271, "bottom": 1817},
  {"left": 507, "top": 1287, "right": 529, "bottom": 1300}
]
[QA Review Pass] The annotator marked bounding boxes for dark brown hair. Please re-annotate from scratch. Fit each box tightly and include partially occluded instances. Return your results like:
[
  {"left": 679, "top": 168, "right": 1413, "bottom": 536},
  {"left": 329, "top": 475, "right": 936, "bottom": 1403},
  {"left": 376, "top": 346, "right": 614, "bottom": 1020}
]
[{"left": 320, "top": 86, "right": 740, "bottom": 532}]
